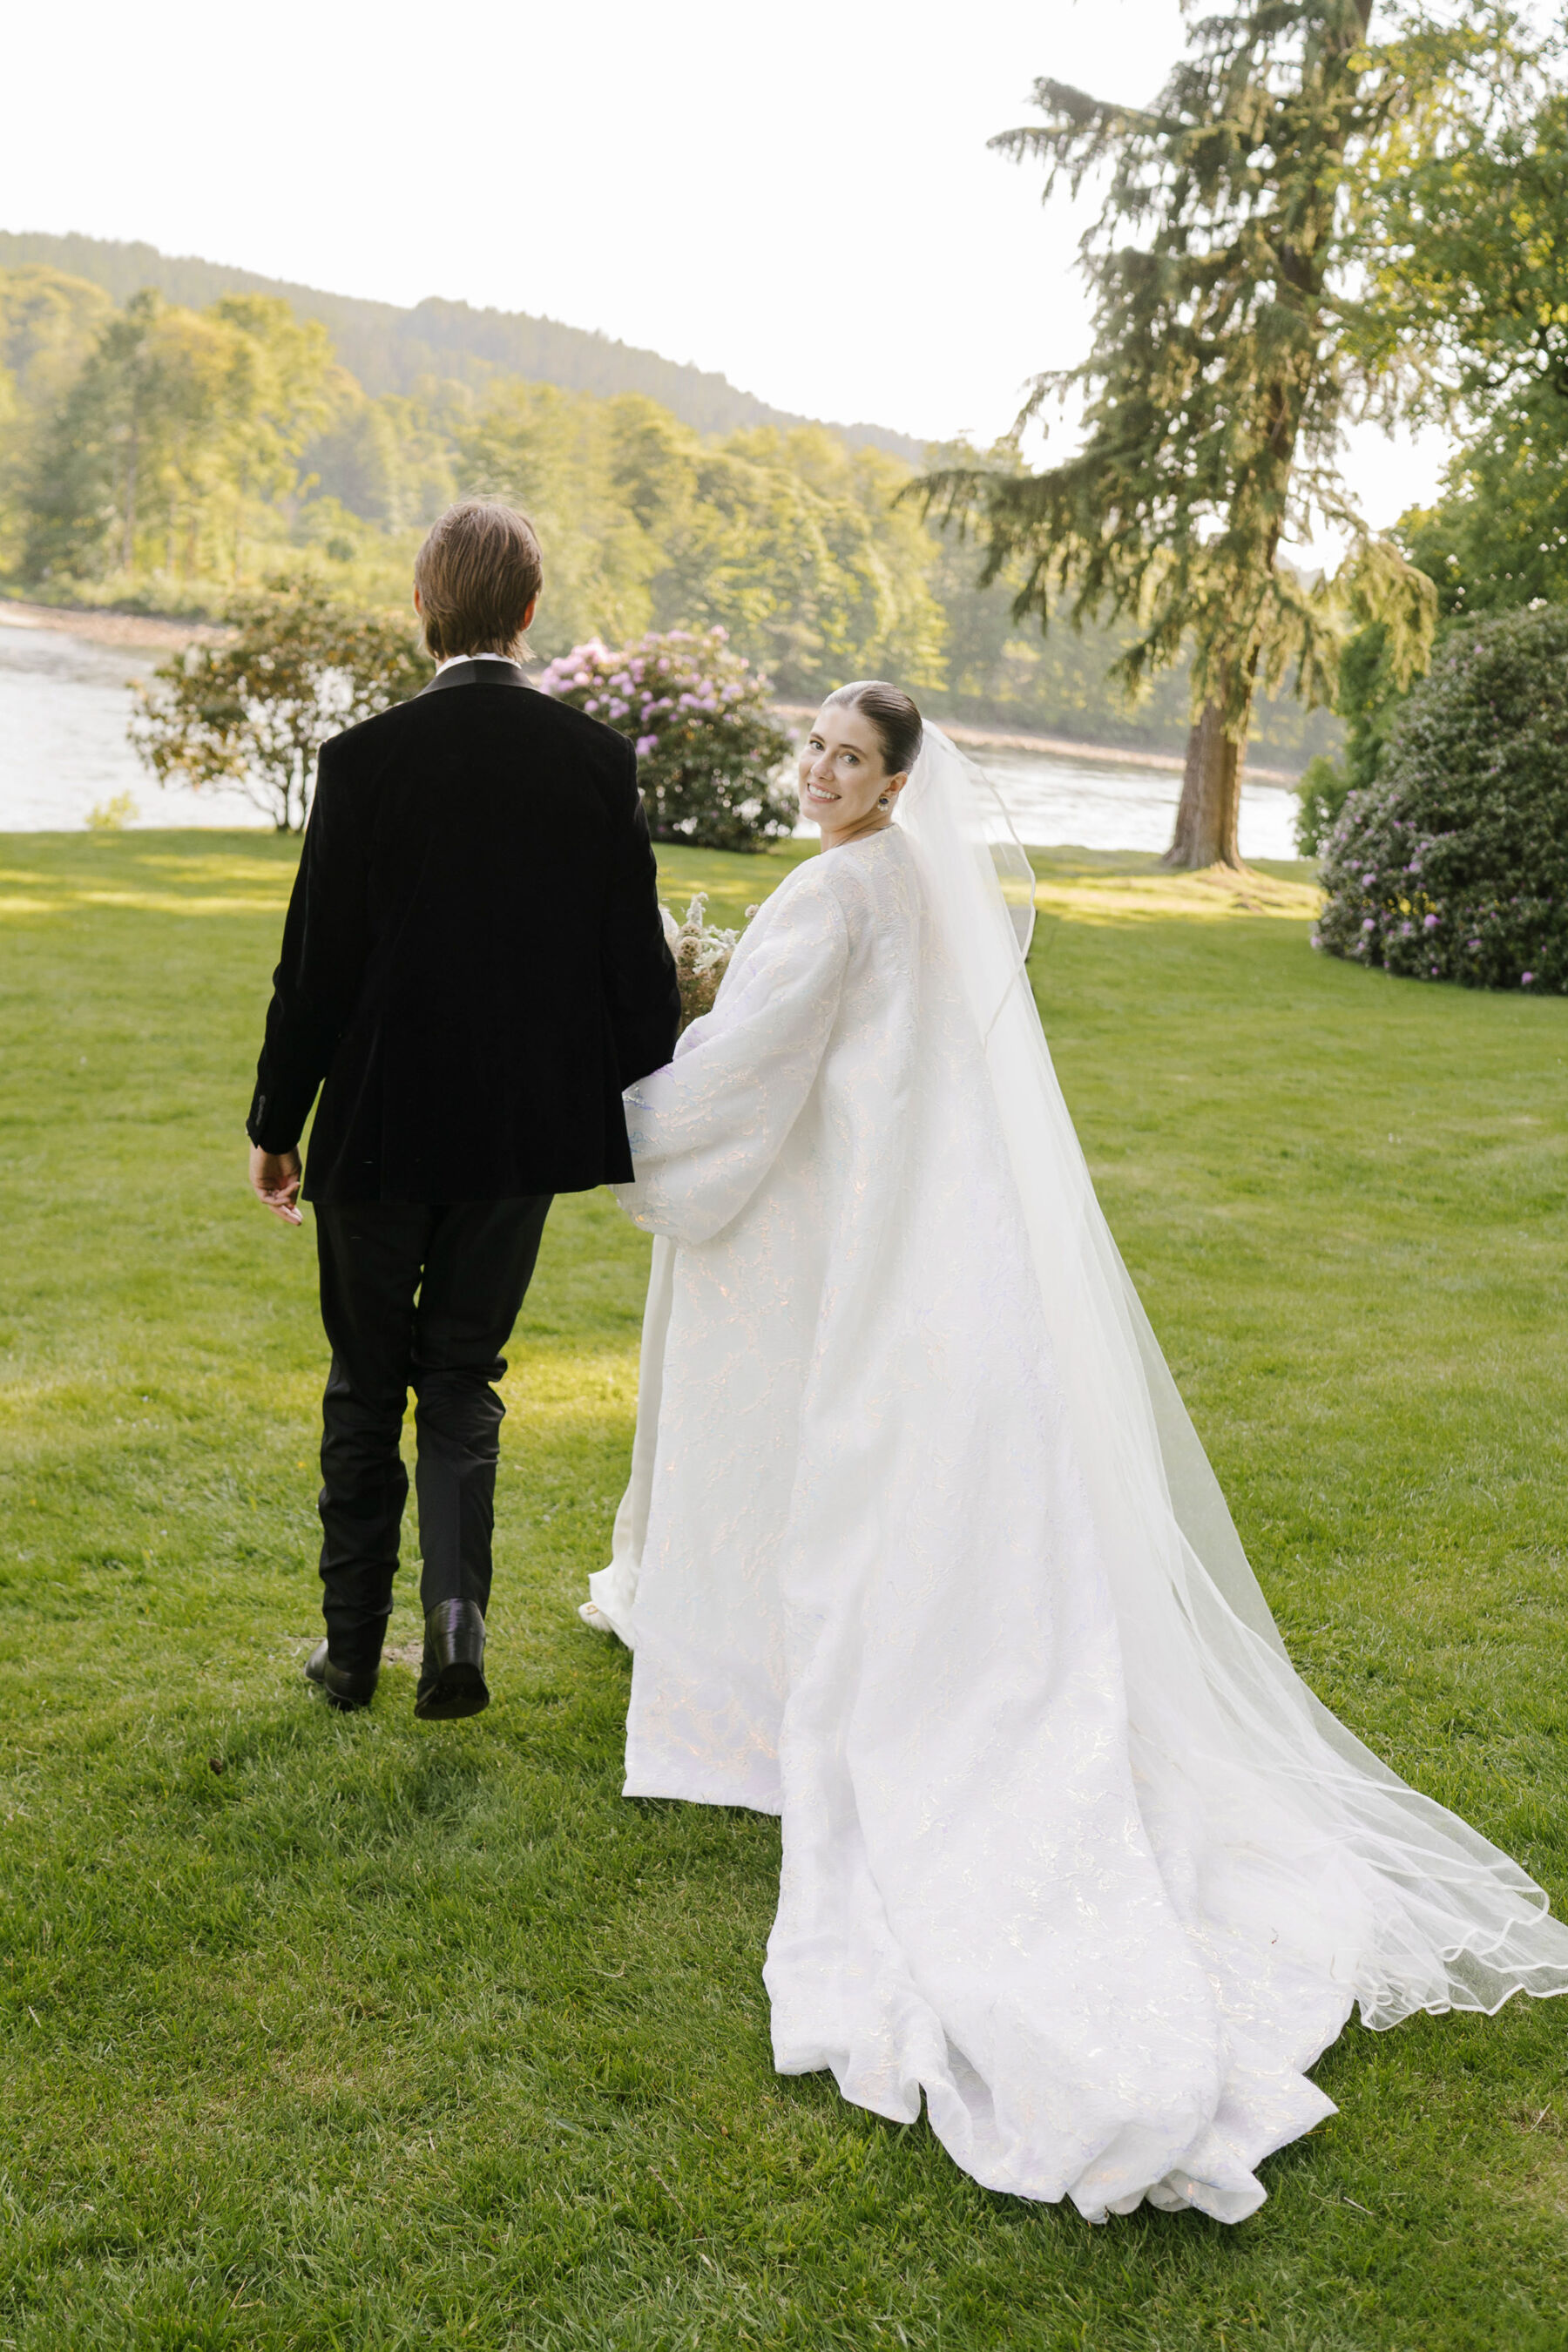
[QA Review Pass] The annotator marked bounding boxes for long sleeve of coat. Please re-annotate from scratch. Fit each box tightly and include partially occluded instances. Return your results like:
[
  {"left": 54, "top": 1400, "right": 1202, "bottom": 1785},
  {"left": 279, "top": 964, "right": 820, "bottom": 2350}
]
[
  {"left": 616, "top": 872, "right": 848, "bottom": 1245},
  {"left": 247, "top": 743, "right": 369, "bottom": 1154},
  {"left": 602, "top": 754, "right": 682, "bottom": 1087}
]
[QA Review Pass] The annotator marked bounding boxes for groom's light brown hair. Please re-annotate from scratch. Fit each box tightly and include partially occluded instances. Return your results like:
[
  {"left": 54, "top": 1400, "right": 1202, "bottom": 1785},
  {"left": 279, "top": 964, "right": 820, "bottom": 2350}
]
[{"left": 414, "top": 499, "right": 544, "bottom": 660}]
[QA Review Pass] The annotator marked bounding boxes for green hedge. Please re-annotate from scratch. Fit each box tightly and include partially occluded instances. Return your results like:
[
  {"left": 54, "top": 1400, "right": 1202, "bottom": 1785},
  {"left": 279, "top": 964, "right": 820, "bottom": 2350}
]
[{"left": 1315, "top": 605, "right": 1568, "bottom": 991}]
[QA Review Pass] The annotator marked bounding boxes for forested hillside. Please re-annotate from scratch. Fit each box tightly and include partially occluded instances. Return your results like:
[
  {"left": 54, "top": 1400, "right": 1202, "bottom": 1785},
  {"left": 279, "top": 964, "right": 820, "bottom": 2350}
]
[
  {"left": 0, "top": 248, "right": 1337, "bottom": 762},
  {"left": 0, "top": 233, "right": 922, "bottom": 456}
]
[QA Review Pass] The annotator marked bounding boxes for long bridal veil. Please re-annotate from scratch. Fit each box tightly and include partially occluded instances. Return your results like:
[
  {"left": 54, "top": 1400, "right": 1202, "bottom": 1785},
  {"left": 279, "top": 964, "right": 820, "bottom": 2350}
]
[{"left": 898, "top": 725, "right": 1568, "bottom": 2025}]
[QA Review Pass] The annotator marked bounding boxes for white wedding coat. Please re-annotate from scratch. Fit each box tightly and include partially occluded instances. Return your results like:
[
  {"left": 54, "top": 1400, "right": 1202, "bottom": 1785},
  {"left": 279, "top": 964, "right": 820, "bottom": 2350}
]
[{"left": 587, "top": 797, "right": 1568, "bottom": 2225}]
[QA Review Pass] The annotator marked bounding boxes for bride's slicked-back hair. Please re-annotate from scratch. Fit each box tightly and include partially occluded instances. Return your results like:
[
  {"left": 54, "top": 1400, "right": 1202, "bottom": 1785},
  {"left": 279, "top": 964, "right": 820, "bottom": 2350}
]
[{"left": 824, "top": 680, "right": 923, "bottom": 778}]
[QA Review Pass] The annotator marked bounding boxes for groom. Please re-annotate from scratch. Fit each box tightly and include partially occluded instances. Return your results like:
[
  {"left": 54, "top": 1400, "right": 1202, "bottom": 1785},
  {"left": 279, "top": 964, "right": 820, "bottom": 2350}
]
[{"left": 246, "top": 499, "right": 679, "bottom": 1720}]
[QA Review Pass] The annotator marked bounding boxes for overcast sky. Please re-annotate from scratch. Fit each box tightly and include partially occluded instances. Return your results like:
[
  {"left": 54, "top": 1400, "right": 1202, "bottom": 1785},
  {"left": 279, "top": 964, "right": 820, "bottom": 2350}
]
[{"left": 6, "top": 0, "right": 1450, "bottom": 544}]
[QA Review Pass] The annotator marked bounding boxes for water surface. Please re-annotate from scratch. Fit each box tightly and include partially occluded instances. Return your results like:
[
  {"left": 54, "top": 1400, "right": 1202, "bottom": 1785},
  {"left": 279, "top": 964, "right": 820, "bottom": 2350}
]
[
  {"left": 0, "top": 618, "right": 1301, "bottom": 857},
  {"left": 0, "top": 621, "right": 267, "bottom": 830}
]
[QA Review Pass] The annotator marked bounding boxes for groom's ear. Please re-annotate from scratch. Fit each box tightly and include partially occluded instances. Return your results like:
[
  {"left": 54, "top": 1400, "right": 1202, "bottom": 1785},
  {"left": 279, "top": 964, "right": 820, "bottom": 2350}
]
[{"left": 522, "top": 594, "right": 538, "bottom": 631}]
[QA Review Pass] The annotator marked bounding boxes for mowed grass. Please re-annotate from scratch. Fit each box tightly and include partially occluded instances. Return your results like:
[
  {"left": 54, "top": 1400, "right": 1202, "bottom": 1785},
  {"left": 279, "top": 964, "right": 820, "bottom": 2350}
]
[{"left": 2, "top": 826, "right": 1566, "bottom": 2351}]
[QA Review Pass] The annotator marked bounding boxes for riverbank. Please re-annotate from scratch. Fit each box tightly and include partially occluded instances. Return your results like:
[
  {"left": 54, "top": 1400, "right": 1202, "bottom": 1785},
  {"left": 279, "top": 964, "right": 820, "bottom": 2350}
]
[
  {"left": 0, "top": 595, "right": 227, "bottom": 652},
  {"left": 0, "top": 602, "right": 1303, "bottom": 787}
]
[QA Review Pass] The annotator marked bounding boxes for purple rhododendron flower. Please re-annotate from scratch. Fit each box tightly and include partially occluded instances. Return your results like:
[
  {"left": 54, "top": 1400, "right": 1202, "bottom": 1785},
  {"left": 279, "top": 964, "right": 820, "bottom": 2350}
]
[
  {"left": 635, "top": 734, "right": 659, "bottom": 756},
  {"left": 1423, "top": 912, "right": 1440, "bottom": 929},
  {"left": 1522, "top": 971, "right": 1536, "bottom": 985},
  {"left": 1362, "top": 871, "right": 1376, "bottom": 888},
  {"left": 1362, "top": 917, "right": 1376, "bottom": 932}
]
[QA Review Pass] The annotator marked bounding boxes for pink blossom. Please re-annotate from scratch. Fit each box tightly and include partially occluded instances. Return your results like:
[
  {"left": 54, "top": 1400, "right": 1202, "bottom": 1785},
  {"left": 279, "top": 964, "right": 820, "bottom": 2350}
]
[{"left": 636, "top": 734, "right": 659, "bottom": 756}]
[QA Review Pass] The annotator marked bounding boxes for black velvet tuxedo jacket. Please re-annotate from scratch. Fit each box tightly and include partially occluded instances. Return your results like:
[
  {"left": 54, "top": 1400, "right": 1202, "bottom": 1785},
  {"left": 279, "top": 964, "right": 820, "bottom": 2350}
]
[{"left": 247, "top": 659, "right": 681, "bottom": 1203}]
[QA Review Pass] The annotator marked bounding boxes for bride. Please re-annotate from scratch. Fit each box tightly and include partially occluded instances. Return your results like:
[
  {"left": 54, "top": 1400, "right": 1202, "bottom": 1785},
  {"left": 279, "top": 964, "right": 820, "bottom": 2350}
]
[{"left": 581, "top": 681, "right": 1568, "bottom": 2224}]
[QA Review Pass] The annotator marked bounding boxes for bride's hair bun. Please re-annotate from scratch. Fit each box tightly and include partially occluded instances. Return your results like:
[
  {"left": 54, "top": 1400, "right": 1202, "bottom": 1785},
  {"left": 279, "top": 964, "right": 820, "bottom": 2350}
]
[{"left": 824, "top": 680, "right": 923, "bottom": 778}]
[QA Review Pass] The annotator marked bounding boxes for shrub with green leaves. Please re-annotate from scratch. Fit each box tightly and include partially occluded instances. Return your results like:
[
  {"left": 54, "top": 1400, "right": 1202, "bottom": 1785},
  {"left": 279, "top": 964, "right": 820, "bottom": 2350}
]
[
  {"left": 131, "top": 576, "right": 431, "bottom": 832},
  {"left": 1294, "top": 753, "right": 1350, "bottom": 855},
  {"left": 538, "top": 627, "right": 795, "bottom": 852},
  {"left": 1315, "top": 605, "right": 1568, "bottom": 992}
]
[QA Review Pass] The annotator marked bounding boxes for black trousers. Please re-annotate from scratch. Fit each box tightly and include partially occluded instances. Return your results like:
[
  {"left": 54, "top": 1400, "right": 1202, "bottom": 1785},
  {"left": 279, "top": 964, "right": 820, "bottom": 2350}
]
[{"left": 313, "top": 1195, "right": 552, "bottom": 1667}]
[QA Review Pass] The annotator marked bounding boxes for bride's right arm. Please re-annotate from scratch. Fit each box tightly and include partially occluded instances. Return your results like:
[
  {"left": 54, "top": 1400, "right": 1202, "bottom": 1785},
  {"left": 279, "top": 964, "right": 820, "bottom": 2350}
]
[{"left": 614, "top": 877, "right": 848, "bottom": 1244}]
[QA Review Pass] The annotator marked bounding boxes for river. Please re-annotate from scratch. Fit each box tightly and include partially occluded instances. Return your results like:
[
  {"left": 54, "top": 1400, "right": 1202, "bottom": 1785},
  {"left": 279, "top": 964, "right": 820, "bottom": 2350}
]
[{"left": 0, "top": 616, "right": 1303, "bottom": 858}]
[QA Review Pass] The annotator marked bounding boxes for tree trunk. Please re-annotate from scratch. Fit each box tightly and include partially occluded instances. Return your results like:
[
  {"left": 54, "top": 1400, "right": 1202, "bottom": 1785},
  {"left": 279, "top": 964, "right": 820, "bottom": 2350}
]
[{"left": 1162, "top": 699, "right": 1247, "bottom": 870}]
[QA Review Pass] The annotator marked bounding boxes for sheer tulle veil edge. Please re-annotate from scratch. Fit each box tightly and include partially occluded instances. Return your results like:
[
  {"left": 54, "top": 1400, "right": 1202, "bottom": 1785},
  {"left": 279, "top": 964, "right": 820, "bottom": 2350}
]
[{"left": 895, "top": 723, "right": 1568, "bottom": 2028}]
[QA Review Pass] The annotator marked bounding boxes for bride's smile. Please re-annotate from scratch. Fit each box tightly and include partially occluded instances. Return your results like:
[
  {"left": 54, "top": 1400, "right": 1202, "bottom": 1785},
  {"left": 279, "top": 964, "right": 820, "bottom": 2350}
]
[{"left": 797, "top": 701, "right": 909, "bottom": 847}]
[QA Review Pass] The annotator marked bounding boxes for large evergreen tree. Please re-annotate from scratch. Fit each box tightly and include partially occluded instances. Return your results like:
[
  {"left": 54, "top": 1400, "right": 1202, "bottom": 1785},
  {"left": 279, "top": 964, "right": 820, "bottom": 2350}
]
[{"left": 923, "top": 2, "right": 1538, "bottom": 869}]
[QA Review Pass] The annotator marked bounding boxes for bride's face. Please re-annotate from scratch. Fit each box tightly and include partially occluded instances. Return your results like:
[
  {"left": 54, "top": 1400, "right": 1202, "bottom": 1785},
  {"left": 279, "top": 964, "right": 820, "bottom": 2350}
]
[{"left": 798, "top": 707, "right": 903, "bottom": 831}]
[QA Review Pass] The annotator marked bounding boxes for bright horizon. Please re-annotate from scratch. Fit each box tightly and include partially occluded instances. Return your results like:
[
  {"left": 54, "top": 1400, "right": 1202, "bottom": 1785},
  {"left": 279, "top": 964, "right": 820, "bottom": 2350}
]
[{"left": 7, "top": 0, "right": 1450, "bottom": 550}]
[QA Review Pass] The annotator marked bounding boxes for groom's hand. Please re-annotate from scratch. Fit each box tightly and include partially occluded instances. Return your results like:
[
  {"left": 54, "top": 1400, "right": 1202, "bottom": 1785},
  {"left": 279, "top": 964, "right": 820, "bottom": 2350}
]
[{"left": 249, "top": 1144, "right": 303, "bottom": 1226}]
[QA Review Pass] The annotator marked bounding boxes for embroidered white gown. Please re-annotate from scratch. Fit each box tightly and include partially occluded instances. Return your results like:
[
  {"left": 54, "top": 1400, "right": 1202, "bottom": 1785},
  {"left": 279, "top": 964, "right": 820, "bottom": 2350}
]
[{"left": 585, "top": 741, "right": 1568, "bottom": 2225}]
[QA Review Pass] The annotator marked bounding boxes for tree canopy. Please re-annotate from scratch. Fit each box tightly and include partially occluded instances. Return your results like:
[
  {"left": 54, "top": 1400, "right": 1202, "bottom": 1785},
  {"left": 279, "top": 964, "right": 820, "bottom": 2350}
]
[
  {"left": 920, "top": 1, "right": 1543, "bottom": 867},
  {"left": 0, "top": 263, "right": 1335, "bottom": 764}
]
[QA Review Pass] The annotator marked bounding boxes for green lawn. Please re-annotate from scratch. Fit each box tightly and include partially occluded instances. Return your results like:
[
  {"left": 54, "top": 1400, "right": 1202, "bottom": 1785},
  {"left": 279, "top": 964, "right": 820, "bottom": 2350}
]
[{"left": 2, "top": 828, "right": 1565, "bottom": 2351}]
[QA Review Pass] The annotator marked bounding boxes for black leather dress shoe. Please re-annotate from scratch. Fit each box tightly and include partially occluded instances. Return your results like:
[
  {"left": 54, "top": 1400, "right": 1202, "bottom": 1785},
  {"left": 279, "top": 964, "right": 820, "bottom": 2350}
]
[
  {"left": 303, "top": 1639, "right": 379, "bottom": 1713},
  {"left": 415, "top": 1598, "right": 490, "bottom": 1721}
]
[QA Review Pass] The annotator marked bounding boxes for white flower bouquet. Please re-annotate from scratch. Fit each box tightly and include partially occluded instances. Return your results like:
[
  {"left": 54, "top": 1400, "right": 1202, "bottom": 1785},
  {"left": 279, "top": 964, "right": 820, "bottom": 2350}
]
[{"left": 663, "top": 891, "right": 756, "bottom": 1032}]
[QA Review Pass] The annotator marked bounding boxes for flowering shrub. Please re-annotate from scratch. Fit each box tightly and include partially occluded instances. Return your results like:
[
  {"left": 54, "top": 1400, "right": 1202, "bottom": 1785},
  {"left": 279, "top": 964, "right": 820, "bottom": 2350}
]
[
  {"left": 537, "top": 626, "right": 795, "bottom": 851},
  {"left": 131, "top": 578, "right": 432, "bottom": 832},
  {"left": 661, "top": 891, "right": 757, "bottom": 1031},
  {"left": 1315, "top": 605, "right": 1568, "bottom": 992}
]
